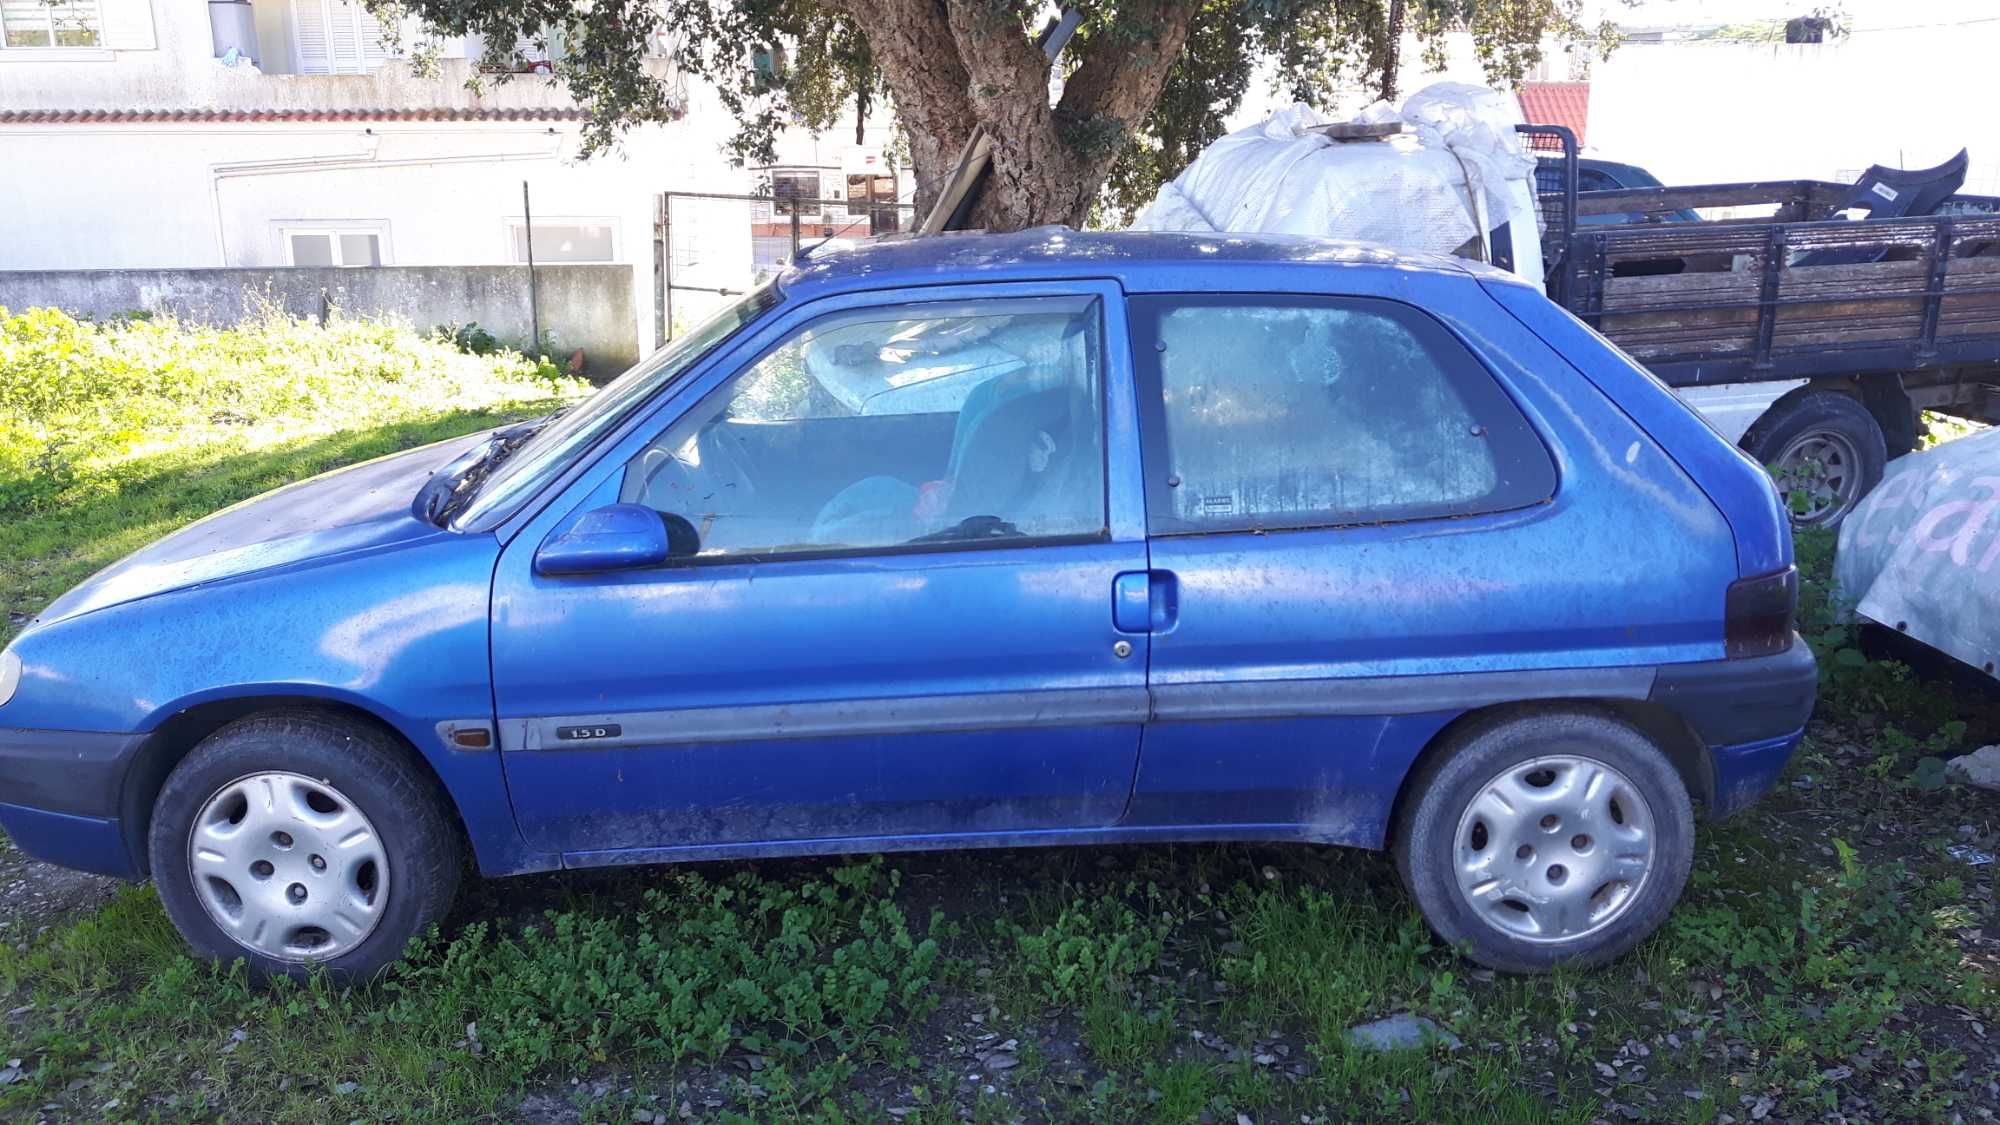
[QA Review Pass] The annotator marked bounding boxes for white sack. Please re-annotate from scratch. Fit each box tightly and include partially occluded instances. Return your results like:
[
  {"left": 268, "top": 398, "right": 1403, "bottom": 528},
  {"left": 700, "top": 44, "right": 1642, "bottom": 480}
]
[{"left": 1132, "top": 81, "right": 1544, "bottom": 291}]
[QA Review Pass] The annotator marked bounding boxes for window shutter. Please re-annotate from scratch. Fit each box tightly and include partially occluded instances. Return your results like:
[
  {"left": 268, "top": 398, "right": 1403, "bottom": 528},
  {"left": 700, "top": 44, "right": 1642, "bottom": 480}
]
[
  {"left": 326, "top": 0, "right": 360, "bottom": 71},
  {"left": 359, "top": 8, "right": 390, "bottom": 67},
  {"left": 97, "top": 0, "right": 154, "bottom": 50},
  {"left": 291, "top": 0, "right": 390, "bottom": 74},
  {"left": 292, "top": 0, "right": 330, "bottom": 72},
  {"left": 1, "top": 0, "right": 52, "bottom": 44}
]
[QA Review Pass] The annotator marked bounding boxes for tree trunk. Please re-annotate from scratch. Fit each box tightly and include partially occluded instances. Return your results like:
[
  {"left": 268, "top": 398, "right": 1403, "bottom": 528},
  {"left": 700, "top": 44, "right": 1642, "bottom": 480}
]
[
  {"left": 832, "top": 0, "right": 978, "bottom": 220},
  {"left": 836, "top": 0, "right": 1199, "bottom": 232},
  {"left": 965, "top": 0, "right": 1200, "bottom": 230},
  {"left": 1380, "top": 0, "right": 1406, "bottom": 104}
]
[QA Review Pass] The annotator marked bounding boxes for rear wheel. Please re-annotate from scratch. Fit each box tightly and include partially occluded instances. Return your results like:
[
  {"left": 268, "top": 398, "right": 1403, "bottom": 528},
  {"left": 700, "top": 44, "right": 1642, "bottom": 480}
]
[
  {"left": 1742, "top": 391, "right": 1887, "bottom": 527},
  {"left": 1393, "top": 710, "right": 1695, "bottom": 973},
  {"left": 148, "top": 711, "right": 461, "bottom": 983}
]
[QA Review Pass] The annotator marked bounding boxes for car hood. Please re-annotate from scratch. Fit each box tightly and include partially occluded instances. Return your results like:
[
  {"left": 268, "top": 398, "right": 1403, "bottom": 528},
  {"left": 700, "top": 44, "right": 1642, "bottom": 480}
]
[{"left": 34, "top": 431, "right": 492, "bottom": 629}]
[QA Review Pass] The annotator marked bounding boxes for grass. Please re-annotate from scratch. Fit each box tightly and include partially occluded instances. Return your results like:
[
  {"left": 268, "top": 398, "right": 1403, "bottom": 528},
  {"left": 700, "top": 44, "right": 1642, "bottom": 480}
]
[
  {"left": 3, "top": 777, "right": 1990, "bottom": 1122},
  {"left": 0, "top": 311, "right": 1995, "bottom": 1121},
  {"left": 0, "top": 305, "right": 584, "bottom": 644}
]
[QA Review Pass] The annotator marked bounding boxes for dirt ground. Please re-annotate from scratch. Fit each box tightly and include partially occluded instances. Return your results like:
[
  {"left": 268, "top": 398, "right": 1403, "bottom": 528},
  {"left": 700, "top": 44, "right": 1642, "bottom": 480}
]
[{"left": 0, "top": 835, "right": 118, "bottom": 949}]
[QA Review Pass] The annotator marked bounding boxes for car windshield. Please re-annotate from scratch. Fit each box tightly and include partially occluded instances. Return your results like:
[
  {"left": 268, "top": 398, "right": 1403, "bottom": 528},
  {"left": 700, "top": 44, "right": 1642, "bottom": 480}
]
[{"left": 452, "top": 285, "right": 781, "bottom": 527}]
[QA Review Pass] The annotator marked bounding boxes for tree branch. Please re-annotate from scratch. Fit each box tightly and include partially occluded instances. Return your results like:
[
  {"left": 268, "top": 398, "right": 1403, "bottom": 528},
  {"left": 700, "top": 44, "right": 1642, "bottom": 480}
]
[{"left": 1057, "top": 0, "right": 1202, "bottom": 136}]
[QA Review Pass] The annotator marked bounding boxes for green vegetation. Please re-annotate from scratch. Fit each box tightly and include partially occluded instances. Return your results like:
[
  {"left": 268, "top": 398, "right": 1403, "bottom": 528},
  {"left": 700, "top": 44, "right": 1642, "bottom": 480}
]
[
  {"left": 3, "top": 760, "right": 1991, "bottom": 1122},
  {"left": 0, "top": 305, "right": 584, "bottom": 643},
  {"left": 0, "top": 312, "right": 1993, "bottom": 1120},
  {"left": 1794, "top": 525, "right": 1971, "bottom": 789}
]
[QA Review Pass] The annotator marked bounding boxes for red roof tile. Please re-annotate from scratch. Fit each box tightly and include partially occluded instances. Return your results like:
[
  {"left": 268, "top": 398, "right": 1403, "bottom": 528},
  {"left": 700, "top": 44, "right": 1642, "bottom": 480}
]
[
  {"left": 0, "top": 107, "right": 586, "bottom": 125},
  {"left": 1516, "top": 81, "right": 1589, "bottom": 149}
]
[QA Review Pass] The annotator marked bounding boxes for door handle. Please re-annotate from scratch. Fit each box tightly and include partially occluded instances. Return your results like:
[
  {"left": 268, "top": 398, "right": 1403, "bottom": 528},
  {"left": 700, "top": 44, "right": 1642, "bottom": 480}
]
[
  {"left": 1113, "top": 570, "right": 1179, "bottom": 634},
  {"left": 1147, "top": 569, "right": 1179, "bottom": 633},
  {"left": 1113, "top": 571, "right": 1151, "bottom": 633}
]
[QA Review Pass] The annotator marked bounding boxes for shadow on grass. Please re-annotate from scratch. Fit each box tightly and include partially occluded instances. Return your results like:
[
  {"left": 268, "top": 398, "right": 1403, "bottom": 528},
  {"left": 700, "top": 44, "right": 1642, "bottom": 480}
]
[{"left": 0, "top": 400, "right": 566, "bottom": 644}]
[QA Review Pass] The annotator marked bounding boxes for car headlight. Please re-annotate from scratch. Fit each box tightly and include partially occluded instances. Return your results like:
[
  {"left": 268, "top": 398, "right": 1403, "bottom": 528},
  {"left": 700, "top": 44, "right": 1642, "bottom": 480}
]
[{"left": 0, "top": 648, "right": 19, "bottom": 708}]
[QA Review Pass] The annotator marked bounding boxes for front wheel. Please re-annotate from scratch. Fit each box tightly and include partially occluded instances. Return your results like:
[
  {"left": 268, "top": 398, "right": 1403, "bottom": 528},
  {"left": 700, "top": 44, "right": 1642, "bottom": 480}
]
[
  {"left": 1393, "top": 710, "right": 1695, "bottom": 973},
  {"left": 147, "top": 711, "right": 462, "bottom": 983}
]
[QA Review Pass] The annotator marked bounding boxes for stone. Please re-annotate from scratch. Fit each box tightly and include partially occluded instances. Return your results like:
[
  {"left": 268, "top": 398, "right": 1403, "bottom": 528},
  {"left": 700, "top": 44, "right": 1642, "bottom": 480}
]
[
  {"left": 1344, "top": 1013, "right": 1461, "bottom": 1052},
  {"left": 1946, "top": 746, "right": 2000, "bottom": 790}
]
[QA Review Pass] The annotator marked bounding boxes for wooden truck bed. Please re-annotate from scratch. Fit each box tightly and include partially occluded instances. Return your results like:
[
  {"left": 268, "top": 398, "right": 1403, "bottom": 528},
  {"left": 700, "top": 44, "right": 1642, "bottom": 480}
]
[{"left": 1544, "top": 180, "right": 2000, "bottom": 389}]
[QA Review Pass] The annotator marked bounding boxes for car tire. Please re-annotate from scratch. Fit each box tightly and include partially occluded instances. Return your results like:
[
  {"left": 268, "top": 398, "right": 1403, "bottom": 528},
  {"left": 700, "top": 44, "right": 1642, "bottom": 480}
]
[
  {"left": 1392, "top": 709, "right": 1695, "bottom": 974},
  {"left": 147, "top": 710, "right": 461, "bottom": 984},
  {"left": 1741, "top": 391, "right": 1886, "bottom": 528}
]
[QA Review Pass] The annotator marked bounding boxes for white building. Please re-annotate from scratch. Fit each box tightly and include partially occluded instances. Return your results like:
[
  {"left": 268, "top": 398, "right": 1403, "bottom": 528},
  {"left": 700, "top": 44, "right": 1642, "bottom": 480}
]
[{"left": 0, "top": 0, "right": 760, "bottom": 353}]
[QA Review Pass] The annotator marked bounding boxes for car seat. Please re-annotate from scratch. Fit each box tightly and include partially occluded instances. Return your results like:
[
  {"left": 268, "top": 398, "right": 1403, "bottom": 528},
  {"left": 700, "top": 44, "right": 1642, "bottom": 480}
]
[
  {"left": 810, "top": 368, "right": 1081, "bottom": 545},
  {"left": 1792, "top": 150, "right": 1969, "bottom": 268}
]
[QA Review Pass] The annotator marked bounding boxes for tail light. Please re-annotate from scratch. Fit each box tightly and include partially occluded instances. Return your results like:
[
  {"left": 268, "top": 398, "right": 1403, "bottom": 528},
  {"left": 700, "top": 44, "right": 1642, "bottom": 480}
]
[{"left": 1725, "top": 567, "right": 1797, "bottom": 658}]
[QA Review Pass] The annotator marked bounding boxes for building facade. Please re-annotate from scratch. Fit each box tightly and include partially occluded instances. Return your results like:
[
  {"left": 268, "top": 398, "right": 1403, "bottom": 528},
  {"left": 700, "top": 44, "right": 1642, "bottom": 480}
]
[{"left": 0, "top": 0, "right": 757, "bottom": 358}]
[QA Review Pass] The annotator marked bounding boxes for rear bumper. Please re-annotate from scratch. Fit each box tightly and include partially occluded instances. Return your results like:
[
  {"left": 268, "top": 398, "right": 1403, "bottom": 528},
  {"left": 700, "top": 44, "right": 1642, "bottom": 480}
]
[
  {"left": 0, "top": 727, "right": 147, "bottom": 878},
  {"left": 1706, "top": 729, "right": 1805, "bottom": 818},
  {"left": 1649, "top": 637, "right": 1817, "bottom": 746},
  {"left": 1648, "top": 636, "right": 1817, "bottom": 817}
]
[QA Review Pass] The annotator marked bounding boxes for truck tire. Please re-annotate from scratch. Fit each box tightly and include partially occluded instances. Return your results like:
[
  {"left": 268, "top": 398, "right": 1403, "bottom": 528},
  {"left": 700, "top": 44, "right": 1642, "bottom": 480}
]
[{"left": 1741, "top": 391, "right": 1886, "bottom": 527}]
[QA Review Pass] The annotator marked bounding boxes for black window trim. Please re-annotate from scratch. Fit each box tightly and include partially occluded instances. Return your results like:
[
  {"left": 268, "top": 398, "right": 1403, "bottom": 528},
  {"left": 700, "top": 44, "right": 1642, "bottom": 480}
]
[
  {"left": 1128, "top": 291, "right": 1558, "bottom": 538},
  {"left": 624, "top": 292, "right": 1117, "bottom": 566}
]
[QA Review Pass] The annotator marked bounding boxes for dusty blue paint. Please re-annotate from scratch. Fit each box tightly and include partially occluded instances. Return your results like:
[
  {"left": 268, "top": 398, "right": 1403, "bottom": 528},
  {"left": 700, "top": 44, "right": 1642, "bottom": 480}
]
[
  {"left": 0, "top": 229, "right": 1808, "bottom": 881},
  {"left": 1708, "top": 729, "right": 1806, "bottom": 818},
  {"left": 0, "top": 803, "right": 141, "bottom": 878}
]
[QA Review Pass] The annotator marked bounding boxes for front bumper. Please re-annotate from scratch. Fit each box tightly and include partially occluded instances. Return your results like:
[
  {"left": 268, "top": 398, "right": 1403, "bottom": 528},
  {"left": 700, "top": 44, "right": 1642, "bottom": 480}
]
[
  {"left": 1648, "top": 635, "right": 1817, "bottom": 817},
  {"left": 0, "top": 727, "right": 148, "bottom": 878}
]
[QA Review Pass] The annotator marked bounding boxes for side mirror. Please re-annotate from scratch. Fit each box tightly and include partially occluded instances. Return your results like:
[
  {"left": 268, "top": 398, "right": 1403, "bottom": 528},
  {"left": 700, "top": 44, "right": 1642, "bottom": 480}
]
[{"left": 535, "top": 504, "right": 698, "bottom": 576}]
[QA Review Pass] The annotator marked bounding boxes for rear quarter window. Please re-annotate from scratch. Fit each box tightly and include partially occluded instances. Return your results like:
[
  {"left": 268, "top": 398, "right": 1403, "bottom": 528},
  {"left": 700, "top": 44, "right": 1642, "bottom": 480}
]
[{"left": 1130, "top": 294, "right": 1557, "bottom": 534}]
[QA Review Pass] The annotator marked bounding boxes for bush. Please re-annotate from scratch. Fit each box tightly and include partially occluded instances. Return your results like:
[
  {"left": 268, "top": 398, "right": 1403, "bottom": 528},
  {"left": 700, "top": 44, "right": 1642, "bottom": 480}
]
[
  {"left": 0, "top": 305, "right": 582, "bottom": 517},
  {"left": 434, "top": 321, "right": 503, "bottom": 356}
]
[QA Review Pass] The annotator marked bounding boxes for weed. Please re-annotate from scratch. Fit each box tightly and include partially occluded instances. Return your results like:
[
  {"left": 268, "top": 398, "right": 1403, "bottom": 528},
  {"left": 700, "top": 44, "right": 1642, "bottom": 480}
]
[{"left": 996, "top": 886, "right": 1172, "bottom": 1009}]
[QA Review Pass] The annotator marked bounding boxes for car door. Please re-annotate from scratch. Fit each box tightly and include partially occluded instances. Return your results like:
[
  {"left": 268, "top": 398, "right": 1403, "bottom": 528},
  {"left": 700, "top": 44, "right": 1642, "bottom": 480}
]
[
  {"left": 490, "top": 281, "right": 1151, "bottom": 859},
  {"left": 1121, "top": 285, "right": 1733, "bottom": 846}
]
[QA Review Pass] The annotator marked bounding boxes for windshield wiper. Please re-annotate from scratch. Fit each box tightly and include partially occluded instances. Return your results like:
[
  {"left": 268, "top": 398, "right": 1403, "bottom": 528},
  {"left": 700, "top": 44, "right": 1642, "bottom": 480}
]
[{"left": 413, "top": 415, "right": 557, "bottom": 526}]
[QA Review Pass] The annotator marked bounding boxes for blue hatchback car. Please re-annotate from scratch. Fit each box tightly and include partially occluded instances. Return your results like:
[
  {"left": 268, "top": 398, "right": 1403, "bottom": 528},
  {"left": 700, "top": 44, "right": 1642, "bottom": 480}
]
[{"left": 0, "top": 230, "right": 1815, "bottom": 979}]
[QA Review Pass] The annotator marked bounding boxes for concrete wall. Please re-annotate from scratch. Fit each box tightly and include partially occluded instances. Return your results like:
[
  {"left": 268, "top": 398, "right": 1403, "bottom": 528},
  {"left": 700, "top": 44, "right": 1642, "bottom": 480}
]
[
  {"left": 0, "top": 264, "right": 641, "bottom": 375},
  {"left": 0, "top": 118, "right": 754, "bottom": 356}
]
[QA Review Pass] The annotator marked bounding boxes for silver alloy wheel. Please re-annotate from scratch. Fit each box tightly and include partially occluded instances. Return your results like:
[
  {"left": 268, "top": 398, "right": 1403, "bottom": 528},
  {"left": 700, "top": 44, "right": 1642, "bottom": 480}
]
[
  {"left": 186, "top": 771, "right": 390, "bottom": 962},
  {"left": 1453, "top": 755, "right": 1656, "bottom": 944},
  {"left": 1773, "top": 429, "right": 1863, "bottom": 525}
]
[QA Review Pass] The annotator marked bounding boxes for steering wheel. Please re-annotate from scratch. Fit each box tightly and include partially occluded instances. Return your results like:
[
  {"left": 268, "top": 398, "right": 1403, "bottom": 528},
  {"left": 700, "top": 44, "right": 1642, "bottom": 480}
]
[
  {"left": 631, "top": 445, "right": 700, "bottom": 508},
  {"left": 629, "top": 419, "right": 761, "bottom": 511},
  {"left": 698, "top": 421, "right": 761, "bottom": 505}
]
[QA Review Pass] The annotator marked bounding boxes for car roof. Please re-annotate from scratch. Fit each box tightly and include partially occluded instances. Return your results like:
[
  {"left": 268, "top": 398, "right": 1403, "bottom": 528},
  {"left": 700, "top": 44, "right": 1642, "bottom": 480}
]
[
  {"left": 1537, "top": 156, "right": 1667, "bottom": 189},
  {"left": 777, "top": 227, "right": 1482, "bottom": 299}
]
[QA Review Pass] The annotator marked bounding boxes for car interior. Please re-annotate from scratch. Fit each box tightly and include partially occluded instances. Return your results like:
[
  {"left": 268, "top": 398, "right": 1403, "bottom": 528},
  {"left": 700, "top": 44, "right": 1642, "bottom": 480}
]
[{"left": 619, "top": 301, "right": 1104, "bottom": 556}]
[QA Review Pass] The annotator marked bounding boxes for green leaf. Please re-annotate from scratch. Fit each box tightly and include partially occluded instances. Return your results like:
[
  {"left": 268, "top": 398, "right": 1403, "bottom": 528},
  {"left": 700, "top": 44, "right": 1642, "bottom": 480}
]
[{"left": 1911, "top": 756, "right": 1949, "bottom": 791}]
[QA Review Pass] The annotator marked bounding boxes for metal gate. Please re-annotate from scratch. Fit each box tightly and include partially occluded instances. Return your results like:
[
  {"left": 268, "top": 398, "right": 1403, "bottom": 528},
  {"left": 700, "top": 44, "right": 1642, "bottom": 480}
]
[{"left": 655, "top": 190, "right": 917, "bottom": 346}]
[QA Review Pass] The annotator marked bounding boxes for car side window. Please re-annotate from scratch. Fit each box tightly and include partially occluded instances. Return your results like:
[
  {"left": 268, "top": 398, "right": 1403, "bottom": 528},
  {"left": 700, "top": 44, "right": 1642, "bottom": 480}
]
[
  {"left": 620, "top": 296, "right": 1107, "bottom": 559},
  {"left": 1131, "top": 295, "right": 1555, "bottom": 534},
  {"left": 1575, "top": 167, "right": 1646, "bottom": 226},
  {"left": 1578, "top": 168, "right": 1622, "bottom": 192}
]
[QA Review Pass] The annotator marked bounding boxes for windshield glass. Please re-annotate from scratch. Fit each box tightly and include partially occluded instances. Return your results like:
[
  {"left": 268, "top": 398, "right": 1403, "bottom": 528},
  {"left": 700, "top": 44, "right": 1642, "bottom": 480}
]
[{"left": 453, "top": 285, "right": 781, "bottom": 527}]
